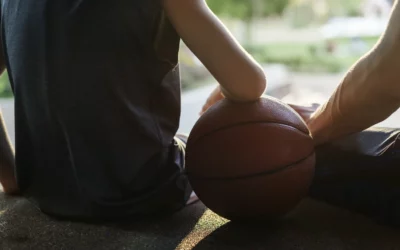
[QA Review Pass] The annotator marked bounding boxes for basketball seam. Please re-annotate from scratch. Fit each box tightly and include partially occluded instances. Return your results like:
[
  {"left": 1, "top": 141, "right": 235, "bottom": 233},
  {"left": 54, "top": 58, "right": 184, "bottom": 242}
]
[
  {"left": 188, "top": 121, "right": 311, "bottom": 146},
  {"left": 186, "top": 151, "right": 315, "bottom": 181}
]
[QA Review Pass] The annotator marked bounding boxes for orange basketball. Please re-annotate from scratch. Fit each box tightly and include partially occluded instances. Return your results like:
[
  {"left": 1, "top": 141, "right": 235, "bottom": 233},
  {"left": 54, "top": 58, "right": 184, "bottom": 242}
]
[{"left": 186, "top": 96, "right": 315, "bottom": 221}]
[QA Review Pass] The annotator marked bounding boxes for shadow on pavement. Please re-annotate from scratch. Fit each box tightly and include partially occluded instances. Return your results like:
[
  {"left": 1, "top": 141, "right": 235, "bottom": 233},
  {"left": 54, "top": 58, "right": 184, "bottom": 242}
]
[{"left": 193, "top": 199, "right": 400, "bottom": 250}]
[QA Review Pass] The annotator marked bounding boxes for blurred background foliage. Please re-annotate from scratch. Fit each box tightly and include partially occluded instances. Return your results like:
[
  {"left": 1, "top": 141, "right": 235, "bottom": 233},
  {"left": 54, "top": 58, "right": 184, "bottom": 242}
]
[{"left": 0, "top": 0, "right": 391, "bottom": 96}]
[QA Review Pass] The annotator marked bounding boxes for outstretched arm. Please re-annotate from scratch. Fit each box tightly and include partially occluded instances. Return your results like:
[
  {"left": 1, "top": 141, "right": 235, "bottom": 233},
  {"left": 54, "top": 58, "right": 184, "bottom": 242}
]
[
  {"left": 0, "top": 3, "right": 18, "bottom": 194},
  {"left": 162, "top": 0, "right": 266, "bottom": 102},
  {"left": 307, "top": 0, "right": 400, "bottom": 144}
]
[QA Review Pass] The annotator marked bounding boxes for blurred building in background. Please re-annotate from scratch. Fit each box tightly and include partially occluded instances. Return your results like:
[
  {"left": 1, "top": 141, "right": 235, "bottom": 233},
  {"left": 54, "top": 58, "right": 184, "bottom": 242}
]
[{"left": 363, "top": 0, "right": 393, "bottom": 17}]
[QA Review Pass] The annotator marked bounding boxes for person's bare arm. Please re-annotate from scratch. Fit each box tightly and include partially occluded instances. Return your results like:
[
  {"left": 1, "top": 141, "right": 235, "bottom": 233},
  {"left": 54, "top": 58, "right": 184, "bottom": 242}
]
[
  {"left": 162, "top": 0, "right": 266, "bottom": 102},
  {"left": 0, "top": 4, "right": 18, "bottom": 194},
  {"left": 0, "top": 110, "right": 18, "bottom": 194},
  {"left": 0, "top": 72, "right": 18, "bottom": 194},
  {"left": 307, "top": 0, "right": 400, "bottom": 144}
]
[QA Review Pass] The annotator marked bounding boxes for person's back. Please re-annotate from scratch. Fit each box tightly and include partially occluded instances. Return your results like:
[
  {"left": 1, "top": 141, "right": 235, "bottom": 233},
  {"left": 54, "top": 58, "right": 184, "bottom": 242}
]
[
  {"left": 0, "top": 0, "right": 266, "bottom": 219},
  {"left": 2, "top": 0, "right": 189, "bottom": 219}
]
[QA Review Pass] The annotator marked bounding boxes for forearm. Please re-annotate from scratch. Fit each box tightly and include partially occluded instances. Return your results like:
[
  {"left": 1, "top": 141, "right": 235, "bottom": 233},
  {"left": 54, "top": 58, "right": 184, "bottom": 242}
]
[
  {"left": 309, "top": 1, "right": 400, "bottom": 144},
  {"left": 0, "top": 110, "right": 14, "bottom": 164},
  {"left": 0, "top": 110, "right": 16, "bottom": 187},
  {"left": 309, "top": 62, "right": 400, "bottom": 144},
  {"left": 163, "top": 0, "right": 266, "bottom": 101}
]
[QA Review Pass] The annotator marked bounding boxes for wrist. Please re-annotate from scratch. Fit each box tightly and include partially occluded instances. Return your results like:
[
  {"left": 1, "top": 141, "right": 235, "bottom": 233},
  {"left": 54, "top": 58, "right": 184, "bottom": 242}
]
[
  {"left": 307, "top": 111, "right": 334, "bottom": 145},
  {"left": 220, "top": 86, "right": 260, "bottom": 103}
]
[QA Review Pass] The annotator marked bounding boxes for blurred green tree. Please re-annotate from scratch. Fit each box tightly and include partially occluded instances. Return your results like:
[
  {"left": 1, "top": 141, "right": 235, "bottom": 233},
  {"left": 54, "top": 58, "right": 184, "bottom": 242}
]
[
  {"left": 285, "top": 0, "right": 363, "bottom": 27},
  {"left": 326, "top": 0, "right": 363, "bottom": 17},
  {"left": 207, "top": 0, "right": 289, "bottom": 18},
  {"left": 0, "top": 72, "right": 12, "bottom": 98},
  {"left": 207, "top": 0, "right": 290, "bottom": 44}
]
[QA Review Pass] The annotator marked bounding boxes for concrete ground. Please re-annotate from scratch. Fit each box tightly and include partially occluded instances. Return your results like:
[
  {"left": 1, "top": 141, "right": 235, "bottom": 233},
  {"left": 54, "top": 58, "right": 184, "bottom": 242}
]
[
  {"left": 1, "top": 195, "right": 400, "bottom": 250},
  {"left": 1, "top": 73, "right": 400, "bottom": 249}
]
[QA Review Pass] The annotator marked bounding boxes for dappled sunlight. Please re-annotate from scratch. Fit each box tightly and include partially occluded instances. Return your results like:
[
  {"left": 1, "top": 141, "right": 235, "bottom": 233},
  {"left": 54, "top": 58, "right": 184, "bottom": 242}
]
[{"left": 175, "top": 209, "right": 229, "bottom": 250}]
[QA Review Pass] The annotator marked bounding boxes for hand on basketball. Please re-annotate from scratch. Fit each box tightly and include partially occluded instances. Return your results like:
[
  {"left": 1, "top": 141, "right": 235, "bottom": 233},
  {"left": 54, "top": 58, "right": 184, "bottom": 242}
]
[
  {"left": 200, "top": 85, "right": 225, "bottom": 116},
  {"left": 288, "top": 103, "right": 320, "bottom": 123}
]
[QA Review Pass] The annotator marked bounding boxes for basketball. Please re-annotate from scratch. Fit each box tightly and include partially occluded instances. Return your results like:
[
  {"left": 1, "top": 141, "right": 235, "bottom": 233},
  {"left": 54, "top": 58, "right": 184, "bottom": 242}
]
[{"left": 185, "top": 96, "right": 315, "bottom": 221}]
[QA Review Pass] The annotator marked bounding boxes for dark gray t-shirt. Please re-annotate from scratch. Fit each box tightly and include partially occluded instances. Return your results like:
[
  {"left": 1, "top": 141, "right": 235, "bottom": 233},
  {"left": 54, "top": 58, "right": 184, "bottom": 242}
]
[{"left": 1, "top": 0, "right": 190, "bottom": 219}]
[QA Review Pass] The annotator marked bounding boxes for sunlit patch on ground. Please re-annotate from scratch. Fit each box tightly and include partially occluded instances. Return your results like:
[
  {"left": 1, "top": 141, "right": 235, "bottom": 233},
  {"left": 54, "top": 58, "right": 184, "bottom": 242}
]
[
  {"left": 176, "top": 209, "right": 229, "bottom": 250},
  {"left": 0, "top": 210, "right": 5, "bottom": 235}
]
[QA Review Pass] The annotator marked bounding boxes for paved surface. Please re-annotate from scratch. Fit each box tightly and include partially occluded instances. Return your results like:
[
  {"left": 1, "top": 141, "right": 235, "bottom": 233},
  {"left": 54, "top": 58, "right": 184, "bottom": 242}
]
[
  {"left": 1, "top": 73, "right": 400, "bottom": 249},
  {"left": 0, "top": 72, "right": 340, "bottom": 143},
  {"left": 0, "top": 84, "right": 215, "bottom": 145},
  {"left": 1, "top": 195, "right": 400, "bottom": 250},
  {"left": 3, "top": 72, "right": 400, "bottom": 144},
  {"left": 282, "top": 73, "right": 400, "bottom": 128}
]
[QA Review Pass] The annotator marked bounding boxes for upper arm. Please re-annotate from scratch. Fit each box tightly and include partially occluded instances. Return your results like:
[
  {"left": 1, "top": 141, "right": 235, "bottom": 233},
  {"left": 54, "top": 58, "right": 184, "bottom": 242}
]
[{"left": 162, "top": 0, "right": 266, "bottom": 101}]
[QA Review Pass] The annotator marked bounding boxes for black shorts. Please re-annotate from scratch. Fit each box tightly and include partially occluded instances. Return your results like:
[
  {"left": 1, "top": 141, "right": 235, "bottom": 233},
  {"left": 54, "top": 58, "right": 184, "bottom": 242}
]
[
  {"left": 50, "top": 128, "right": 400, "bottom": 223},
  {"left": 311, "top": 127, "right": 400, "bottom": 227},
  {"left": 124, "top": 135, "right": 193, "bottom": 219},
  {"left": 39, "top": 135, "right": 192, "bottom": 222},
  {"left": 162, "top": 128, "right": 400, "bottom": 226}
]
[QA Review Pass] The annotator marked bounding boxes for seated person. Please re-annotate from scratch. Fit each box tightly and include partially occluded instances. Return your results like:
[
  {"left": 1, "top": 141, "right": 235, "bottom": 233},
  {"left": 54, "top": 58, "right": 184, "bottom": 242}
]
[
  {"left": 201, "top": 0, "right": 400, "bottom": 226},
  {"left": 291, "top": 0, "right": 400, "bottom": 145},
  {"left": 283, "top": 1, "right": 400, "bottom": 226},
  {"left": 0, "top": 0, "right": 266, "bottom": 220}
]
